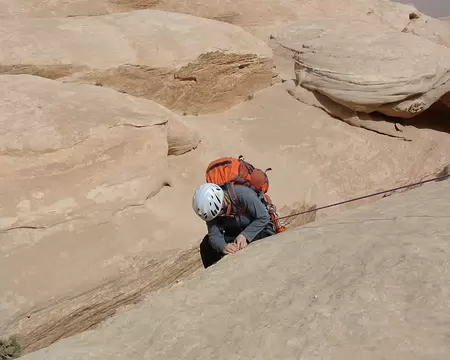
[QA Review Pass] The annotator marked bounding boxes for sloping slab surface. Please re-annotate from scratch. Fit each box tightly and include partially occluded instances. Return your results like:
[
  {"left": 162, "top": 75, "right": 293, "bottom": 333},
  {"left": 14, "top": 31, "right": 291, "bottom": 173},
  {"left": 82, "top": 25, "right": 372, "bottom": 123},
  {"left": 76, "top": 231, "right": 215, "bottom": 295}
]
[{"left": 23, "top": 179, "right": 450, "bottom": 360}]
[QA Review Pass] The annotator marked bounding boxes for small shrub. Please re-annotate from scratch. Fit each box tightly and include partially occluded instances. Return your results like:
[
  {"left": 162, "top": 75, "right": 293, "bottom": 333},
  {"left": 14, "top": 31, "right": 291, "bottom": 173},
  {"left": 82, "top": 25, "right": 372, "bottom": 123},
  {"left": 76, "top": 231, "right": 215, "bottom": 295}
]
[{"left": 0, "top": 337, "right": 21, "bottom": 360}]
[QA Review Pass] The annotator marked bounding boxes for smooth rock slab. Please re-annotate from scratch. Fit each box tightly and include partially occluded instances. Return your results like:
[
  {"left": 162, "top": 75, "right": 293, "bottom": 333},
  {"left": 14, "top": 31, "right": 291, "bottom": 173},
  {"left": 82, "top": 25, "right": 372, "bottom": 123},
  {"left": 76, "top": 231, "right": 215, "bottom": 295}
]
[{"left": 20, "top": 179, "right": 450, "bottom": 360}]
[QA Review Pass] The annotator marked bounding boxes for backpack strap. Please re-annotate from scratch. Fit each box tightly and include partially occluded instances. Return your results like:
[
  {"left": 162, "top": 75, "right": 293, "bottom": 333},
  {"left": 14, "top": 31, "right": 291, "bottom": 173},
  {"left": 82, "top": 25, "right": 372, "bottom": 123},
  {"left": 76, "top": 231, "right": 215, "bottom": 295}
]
[{"left": 223, "top": 183, "right": 247, "bottom": 216}]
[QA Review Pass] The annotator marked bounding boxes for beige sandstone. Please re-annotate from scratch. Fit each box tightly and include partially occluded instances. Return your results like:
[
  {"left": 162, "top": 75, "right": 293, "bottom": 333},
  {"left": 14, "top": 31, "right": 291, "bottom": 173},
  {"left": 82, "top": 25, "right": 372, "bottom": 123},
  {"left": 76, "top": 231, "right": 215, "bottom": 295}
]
[
  {"left": 19, "top": 178, "right": 450, "bottom": 360},
  {"left": 1, "top": 0, "right": 450, "bottom": 357},
  {"left": 0, "top": 0, "right": 425, "bottom": 30},
  {"left": 271, "top": 18, "right": 450, "bottom": 136},
  {"left": 0, "top": 10, "right": 274, "bottom": 114},
  {"left": 3, "top": 1, "right": 446, "bottom": 47},
  {"left": 3, "top": 82, "right": 449, "bottom": 355},
  {"left": 0, "top": 75, "right": 199, "bottom": 343}
]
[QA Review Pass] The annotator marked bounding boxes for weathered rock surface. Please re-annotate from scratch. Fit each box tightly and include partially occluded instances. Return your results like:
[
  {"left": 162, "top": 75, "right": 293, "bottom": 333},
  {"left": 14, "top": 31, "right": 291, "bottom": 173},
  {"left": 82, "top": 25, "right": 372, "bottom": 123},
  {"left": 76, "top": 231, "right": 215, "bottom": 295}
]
[
  {"left": 272, "top": 19, "right": 450, "bottom": 136},
  {"left": 0, "top": 0, "right": 112, "bottom": 17},
  {"left": 284, "top": 80, "right": 412, "bottom": 140},
  {"left": 0, "top": 74, "right": 200, "bottom": 338},
  {"left": 2, "top": 2, "right": 450, "bottom": 354},
  {"left": 403, "top": 13, "right": 450, "bottom": 47},
  {"left": 167, "top": 117, "right": 201, "bottom": 156},
  {"left": 0, "top": 75, "right": 170, "bottom": 231},
  {"left": 0, "top": 10, "right": 273, "bottom": 114},
  {"left": 20, "top": 178, "right": 450, "bottom": 360},
  {"left": 0, "top": 0, "right": 425, "bottom": 31},
  {"left": 183, "top": 84, "right": 450, "bottom": 209},
  {"left": 3, "top": 0, "right": 443, "bottom": 51},
  {"left": 3, "top": 82, "right": 449, "bottom": 356},
  {"left": 4, "top": 0, "right": 449, "bottom": 98}
]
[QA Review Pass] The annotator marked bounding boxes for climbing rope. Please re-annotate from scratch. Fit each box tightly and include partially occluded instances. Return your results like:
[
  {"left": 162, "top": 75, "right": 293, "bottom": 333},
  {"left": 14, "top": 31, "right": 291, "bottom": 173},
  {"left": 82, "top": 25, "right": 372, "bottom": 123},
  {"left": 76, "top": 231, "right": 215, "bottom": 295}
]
[{"left": 276, "top": 173, "right": 450, "bottom": 222}]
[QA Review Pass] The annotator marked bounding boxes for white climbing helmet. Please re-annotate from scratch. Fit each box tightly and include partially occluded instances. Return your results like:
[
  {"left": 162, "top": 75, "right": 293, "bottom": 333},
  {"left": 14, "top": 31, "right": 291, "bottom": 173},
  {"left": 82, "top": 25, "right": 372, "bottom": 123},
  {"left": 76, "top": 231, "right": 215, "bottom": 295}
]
[{"left": 192, "top": 183, "right": 225, "bottom": 221}]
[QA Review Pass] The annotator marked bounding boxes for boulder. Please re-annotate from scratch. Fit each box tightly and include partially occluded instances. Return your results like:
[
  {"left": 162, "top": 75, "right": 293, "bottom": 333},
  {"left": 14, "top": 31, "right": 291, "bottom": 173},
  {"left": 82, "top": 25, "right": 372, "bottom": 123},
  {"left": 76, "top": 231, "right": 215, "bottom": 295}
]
[
  {"left": 19, "top": 179, "right": 450, "bottom": 360},
  {"left": 0, "top": 10, "right": 274, "bottom": 114},
  {"left": 272, "top": 19, "right": 450, "bottom": 135}
]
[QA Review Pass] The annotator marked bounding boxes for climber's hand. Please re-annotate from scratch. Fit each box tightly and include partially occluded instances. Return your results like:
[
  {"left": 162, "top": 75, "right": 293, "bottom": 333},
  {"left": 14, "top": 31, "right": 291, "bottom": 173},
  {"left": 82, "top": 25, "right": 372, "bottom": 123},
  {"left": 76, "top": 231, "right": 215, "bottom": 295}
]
[
  {"left": 223, "top": 243, "right": 238, "bottom": 255},
  {"left": 235, "top": 234, "right": 248, "bottom": 250}
]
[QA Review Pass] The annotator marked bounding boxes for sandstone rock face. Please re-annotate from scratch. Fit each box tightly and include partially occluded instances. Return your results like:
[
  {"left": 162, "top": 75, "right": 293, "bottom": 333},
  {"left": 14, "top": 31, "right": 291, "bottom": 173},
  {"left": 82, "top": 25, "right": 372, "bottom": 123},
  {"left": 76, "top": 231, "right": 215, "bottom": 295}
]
[
  {"left": 1, "top": 0, "right": 450, "bottom": 357},
  {"left": 167, "top": 117, "right": 201, "bottom": 156},
  {"left": 403, "top": 14, "right": 450, "bottom": 47},
  {"left": 0, "top": 0, "right": 112, "bottom": 17},
  {"left": 20, "top": 179, "right": 450, "bottom": 360},
  {"left": 0, "top": 10, "right": 274, "bottom": 114},
  {"left": 0, "top": 0, "right": 424, "bottom": 28},
  {"left": 0, "top": 0, "right": 433, "bottom": 40},
  {"left": 0, "top": 74, "right": 200, "bottom": 335},
  {"left": 4, "top": 0, "right": 449, "bottom": 99},
  {"left": 283, "top": 21, "right": 450, "bottom": 117},
  {"left": 272, "top": 18, "right": 450, "bottom": 136},
  {"left": 0, "top": 75, "right": 170, "bottom": 231},
  {"left": 4, "top": 82, "right": 448, "bottom": 356},
  {"left": 182, "top": 84, "right": 450, "bottom": 210}
]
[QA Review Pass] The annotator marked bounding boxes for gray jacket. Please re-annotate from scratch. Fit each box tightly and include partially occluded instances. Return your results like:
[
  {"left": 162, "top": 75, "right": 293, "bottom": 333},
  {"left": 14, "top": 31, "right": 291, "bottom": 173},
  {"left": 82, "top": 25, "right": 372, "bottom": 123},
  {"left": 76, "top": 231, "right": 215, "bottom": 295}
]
[{"left": 206, "top": 185, "right": 274, "bottom": 253}]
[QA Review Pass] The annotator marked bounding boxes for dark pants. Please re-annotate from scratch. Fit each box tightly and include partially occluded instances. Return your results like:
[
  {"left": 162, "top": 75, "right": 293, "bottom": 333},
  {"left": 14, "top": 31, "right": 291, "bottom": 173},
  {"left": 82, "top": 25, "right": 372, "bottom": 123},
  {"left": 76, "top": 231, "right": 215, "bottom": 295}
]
[{"left": 199, "top": 229, "right": 274, "bottom": 269}]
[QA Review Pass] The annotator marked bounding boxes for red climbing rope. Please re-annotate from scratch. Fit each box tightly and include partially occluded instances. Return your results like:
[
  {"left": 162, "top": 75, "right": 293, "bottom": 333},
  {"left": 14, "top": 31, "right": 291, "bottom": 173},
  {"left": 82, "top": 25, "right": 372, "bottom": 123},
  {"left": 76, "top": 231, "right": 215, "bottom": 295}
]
[{"left": 277, "top": 173, "right": 450, "bottom": 221}]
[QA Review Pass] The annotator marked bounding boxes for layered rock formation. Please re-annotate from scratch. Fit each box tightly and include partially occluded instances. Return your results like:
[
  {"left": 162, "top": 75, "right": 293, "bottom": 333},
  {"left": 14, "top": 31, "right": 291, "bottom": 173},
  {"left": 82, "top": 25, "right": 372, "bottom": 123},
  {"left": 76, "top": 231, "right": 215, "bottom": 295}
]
[
  {"left": 1, "top": 0, "right": 450, "bottom": 357},
  {"left": 272, "top": 17, "right": 450, "bottom": 138},
  {"left": 0, "top": 10, "right": 274, "bottom": 114},
  {"left": 0, "top": 74, "right": 200, "bottom": 347}
]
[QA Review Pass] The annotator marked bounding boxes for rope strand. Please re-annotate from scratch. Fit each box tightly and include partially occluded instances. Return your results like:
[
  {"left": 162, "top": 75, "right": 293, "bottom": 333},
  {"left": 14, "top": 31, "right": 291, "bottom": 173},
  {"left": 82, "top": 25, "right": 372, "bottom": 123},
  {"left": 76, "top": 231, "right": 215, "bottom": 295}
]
[{"left": 277, "top": 174, "right": 450, "bottom": 221}]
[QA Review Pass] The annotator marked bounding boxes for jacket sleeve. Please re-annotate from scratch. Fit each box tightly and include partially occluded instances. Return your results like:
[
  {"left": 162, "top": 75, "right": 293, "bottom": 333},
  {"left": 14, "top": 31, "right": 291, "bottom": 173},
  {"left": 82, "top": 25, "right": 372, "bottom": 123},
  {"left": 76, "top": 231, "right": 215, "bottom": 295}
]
[
  {"left": 238, "top": 189, "right": 271, "bottom": 242},
  {"left": 207, "top": 219, "right": 227, "bottom": 253}
]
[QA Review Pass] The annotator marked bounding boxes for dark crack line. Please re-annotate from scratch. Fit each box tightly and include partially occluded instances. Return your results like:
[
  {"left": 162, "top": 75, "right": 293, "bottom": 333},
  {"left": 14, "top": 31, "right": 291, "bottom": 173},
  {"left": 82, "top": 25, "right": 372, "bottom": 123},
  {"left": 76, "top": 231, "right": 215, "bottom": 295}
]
[
  {"left": 1, "top": 219, "right": 111, "bottom": 234},
  {"left": 109, "top": 121, "right": 167, "bottom": 129},
  {"left": 112, "top": 191, "right": 160, "bottom": 216},
  {"left": 1, "top": 225, "right": 46, "bottom": 233},
  {"left": 2, "top": 121, "right": 167, "bottom": 158}
]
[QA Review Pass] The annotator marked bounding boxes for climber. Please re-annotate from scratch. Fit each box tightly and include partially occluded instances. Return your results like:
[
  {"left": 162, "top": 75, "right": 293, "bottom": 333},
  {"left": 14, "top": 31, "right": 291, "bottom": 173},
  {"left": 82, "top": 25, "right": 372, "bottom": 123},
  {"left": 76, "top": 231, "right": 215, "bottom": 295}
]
[{"left": 192, "top": 183, "right": 276, "bottom": 268}]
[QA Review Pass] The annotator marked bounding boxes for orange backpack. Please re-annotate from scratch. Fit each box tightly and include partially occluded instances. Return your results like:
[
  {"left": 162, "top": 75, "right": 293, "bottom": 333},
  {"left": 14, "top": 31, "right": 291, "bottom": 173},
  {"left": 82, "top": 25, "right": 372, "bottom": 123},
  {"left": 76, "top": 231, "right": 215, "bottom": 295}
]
[
  {"left": 206, "top": 156, "right": 270, "bottom": 193},
  {"left": 205, "top": 156, "right": 286, "bottom": 234}
]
